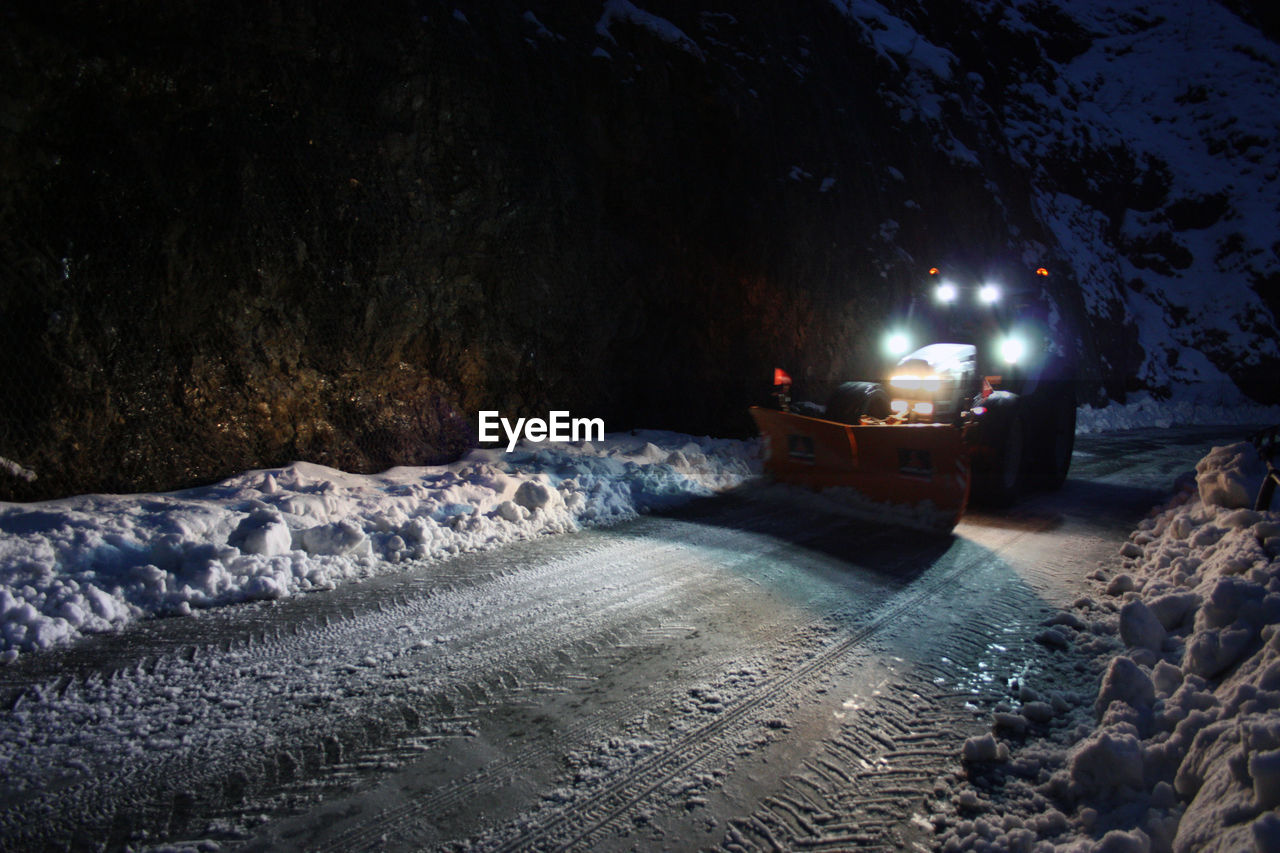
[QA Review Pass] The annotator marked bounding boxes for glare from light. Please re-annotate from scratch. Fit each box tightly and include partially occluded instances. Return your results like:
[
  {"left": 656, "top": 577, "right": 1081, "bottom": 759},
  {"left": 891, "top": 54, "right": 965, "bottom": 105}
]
[
  {"left": 889, "top": 373, "right": 942, "bottom": 392},
  {"left": 890, "top": 399, "right": 910, "bottom": 415},
  {"left": 1000, "top": 336, "right": 1026, "bottom": 364},
  {"left": 912, "top": 401, "right": 935, "bottom": 416},
  {"left": 979, "top": 284, "right": 1000, "bottom": 304},
  {"left": 885, "top": 331, "right": 911, "bottom": 356},
  {"left": 935, "top": 282, "right": 958, "bottom": 303}
]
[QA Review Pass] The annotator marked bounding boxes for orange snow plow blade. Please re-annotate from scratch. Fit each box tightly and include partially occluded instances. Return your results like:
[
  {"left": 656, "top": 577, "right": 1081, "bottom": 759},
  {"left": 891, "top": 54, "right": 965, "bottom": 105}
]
[{"left": 749, "top": 406, "right": 970, "bottom": 531}]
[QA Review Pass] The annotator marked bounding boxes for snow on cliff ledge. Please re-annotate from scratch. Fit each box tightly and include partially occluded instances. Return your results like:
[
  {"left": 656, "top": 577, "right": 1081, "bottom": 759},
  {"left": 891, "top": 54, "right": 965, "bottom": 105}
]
[{"left": 0, "top": 432, "right": 757, "bottom": 660}]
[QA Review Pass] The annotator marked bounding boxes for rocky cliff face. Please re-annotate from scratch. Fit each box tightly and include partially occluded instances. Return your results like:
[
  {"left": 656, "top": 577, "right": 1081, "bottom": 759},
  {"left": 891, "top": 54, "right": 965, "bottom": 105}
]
[{"left": 2, "top": 0, "right": 1276, "bottom": 500}]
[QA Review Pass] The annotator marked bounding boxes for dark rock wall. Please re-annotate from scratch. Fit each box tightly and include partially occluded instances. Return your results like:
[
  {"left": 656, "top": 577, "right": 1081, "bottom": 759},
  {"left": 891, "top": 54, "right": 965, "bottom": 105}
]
[{"left": 0, "top": 1, "right": 1217, "bottom": 499}]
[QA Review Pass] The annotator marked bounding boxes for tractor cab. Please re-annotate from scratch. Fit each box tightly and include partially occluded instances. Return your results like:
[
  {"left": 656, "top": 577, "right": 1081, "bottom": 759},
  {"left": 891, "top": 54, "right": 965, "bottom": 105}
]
[{"left": 882, "top": 264, "right": 1055, "bottom": 396}]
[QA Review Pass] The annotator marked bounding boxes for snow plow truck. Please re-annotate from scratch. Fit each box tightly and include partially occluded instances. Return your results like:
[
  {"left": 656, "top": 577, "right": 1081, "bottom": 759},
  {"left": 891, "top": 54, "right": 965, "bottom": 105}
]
[{"left": 749, "top": 263, "right": 1077, "bottom": 530}]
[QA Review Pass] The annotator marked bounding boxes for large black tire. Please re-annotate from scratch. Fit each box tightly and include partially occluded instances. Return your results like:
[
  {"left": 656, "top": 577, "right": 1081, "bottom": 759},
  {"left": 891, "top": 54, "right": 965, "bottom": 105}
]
[
  {"left": 972, "top": 396, "right": 1025, "bottom": 507},
  {"left": 1034, "top": 386, "right": 1076, "bottom": 490},
  {"left": 826, "top": 381, "right": 891, "bottom": 424}
]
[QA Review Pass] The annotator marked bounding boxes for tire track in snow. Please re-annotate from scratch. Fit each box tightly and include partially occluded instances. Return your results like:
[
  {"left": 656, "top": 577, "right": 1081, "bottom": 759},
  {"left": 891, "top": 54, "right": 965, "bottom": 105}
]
[
  {"left": 291, "top": 509, "right": 915, "bottom": 852},
  {"left": 717, "top": 576, "right": 1049, "bottom": 851},
  {"left": 469, "top": 529, "right": 1034, "bottom": 852},
  {"left": 707, "top": 439, "right": 1204, "bottom": 852}
]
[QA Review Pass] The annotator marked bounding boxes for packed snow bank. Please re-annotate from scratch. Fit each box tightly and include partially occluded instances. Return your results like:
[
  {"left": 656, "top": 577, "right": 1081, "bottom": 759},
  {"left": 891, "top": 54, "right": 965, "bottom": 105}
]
[
  {"left": 935, "top": 439, "right": 1280, "bottom": 852},
  {"left": 1077, "top": 392, "right": 1280, "bottom": 435},
  {"left": 0, "top": 432, "right": 757, "bottom": 660}
]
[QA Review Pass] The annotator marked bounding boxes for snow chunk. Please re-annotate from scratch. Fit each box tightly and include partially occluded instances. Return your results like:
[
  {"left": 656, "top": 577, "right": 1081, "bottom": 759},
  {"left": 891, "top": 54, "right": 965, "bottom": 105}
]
[
  {"left": 1021, "top": 701, "right": 1054, "bottom": 724},
  {"left": 1183, "top": 626, "right": 1253, "bottom": 678},
  {"left": 1147, "top": 590, "right": 1200, "bottom": 630},
  {"left": 1250, "top": 747, "right": 1280, "bottom": 809},
  {"left": 514, "top": 480, "right": 554, "bottom": 512},
  {"left": 992, "top": 712, "right": 1028, "bottom": 735},
  {"left": 229, "top": 511, "right": 292, "bottom": 557},
  {"left": 1120, "top": 598, "right": 1167, "bottom": 652},
  {"left": 1254, "top": 813, "right": 1280, "bottom": 850},
  {"left": 298, "top": 521, "right": 367, "bottom": 556},
  {"left": 1069, "top": 728, "right": 1145, "bottom": 795},
  {"left": 1095, "top": 657, "right": 1155, "bottom": 718},
  {"left": 1107, "top": 573, "right": 1136, "bottom": 596},
  {"left": 1034, "top": 625, "right": 1072, "bottom": 649},
  {"left": 1094, "top": 828, "right": 1151, "bottom": 853},
  {"left": 1196, "top": 442, "right": 1266, "bottom": 510},
  {"left": 495, "top": 501, "right": 523, "bottom": 523},
  {"left": 962, "top": 732, "right": 1009, "bottom": 763},
  {"left": 1152, "top": 659, "right": 1184, "bottom": 697}
]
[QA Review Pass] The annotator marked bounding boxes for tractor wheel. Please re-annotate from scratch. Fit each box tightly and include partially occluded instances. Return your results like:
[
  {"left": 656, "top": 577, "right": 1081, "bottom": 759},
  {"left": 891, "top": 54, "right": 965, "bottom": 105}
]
[
  {"left": 1036, "top": 388, "right": 1076, "bottom": 490},
  {"left": 826, "top": 381, "right": 891, "bottom": 424},
  {"left": 973, "top": 405, "right": 1026, "bottom": 508}
]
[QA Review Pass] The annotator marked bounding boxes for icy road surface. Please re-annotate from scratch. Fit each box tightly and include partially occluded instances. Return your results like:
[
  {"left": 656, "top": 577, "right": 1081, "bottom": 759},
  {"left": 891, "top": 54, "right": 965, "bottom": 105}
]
[{"left": 0, "top": 426, "right": 1252, "bottom": 851}]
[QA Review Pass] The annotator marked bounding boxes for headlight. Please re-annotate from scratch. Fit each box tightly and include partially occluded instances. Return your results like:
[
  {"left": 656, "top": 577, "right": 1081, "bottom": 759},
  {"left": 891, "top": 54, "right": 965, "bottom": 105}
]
[
  {"left": 891, "top": 399, "right": 933, "bottom": 417},
  {"left": 935, "top": 282, "right": 957, "bottom": 304},
  {"left": 1000, "top": 336, "right": 1026, "bottom": 364},
  {"left": 885, "top": 331, "right": 911, "bottom": 356},
  {"left": 979, "top": 284, "right": 1000, "bottom": 304}
]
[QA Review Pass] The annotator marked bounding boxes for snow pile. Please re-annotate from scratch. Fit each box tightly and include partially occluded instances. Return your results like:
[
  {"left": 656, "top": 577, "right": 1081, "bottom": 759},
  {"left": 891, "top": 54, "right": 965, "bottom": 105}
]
[
  {"left": 935, "top": 439, "right": 1280, "bottom": 852},
  {"left": 1077, "top": 392, "right": 1280, "bottom": 434},
  {"left": 0, "top": 431, "right": 757, "bottom": 660}
]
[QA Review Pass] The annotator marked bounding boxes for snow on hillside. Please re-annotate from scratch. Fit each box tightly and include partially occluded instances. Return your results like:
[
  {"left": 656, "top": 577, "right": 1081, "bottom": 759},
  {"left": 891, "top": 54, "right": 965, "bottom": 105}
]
[
  {"left": 0, "top": 432, "right": 757, "bottom": 661},
  {"left": 830, "top": 0, "right": 1278, "bottom": 403},
  {"left": 595, "top": 0, "right": 704, "bottom": 60},
  {"left": 933, "top": 437, "right": 1280, "bottom": 852},
  {"left": 998, "top": 0, "right": 1280, "bottom": 399}
]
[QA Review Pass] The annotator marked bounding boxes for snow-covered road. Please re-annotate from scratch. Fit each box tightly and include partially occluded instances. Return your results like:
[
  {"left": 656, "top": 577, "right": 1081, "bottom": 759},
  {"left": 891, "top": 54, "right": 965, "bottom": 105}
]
[{"left": 0, "top": 426, "right": 1260, "bottom": 850}]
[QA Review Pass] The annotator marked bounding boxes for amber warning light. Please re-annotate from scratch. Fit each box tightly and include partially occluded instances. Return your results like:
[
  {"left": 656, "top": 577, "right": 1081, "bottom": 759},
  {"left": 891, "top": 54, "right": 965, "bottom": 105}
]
[
  {"left": 1036, "top": 267, "right": 1049, "bottom": 277},
  {"left": 771, "top": 368, "right": 793, "bottom": 411}
]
